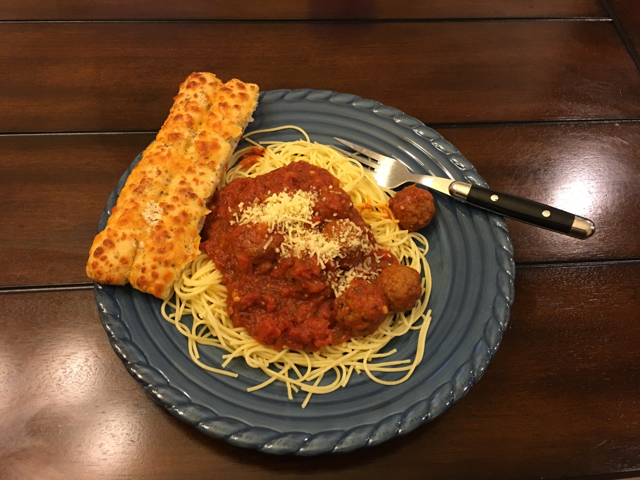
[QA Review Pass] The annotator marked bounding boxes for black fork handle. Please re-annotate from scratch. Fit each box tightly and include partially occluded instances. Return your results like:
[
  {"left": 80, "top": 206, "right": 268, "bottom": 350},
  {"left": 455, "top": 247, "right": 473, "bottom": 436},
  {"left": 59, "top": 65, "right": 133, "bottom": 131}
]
[{"left": 449, "top": 181, "right": 595, "bottom": 239}]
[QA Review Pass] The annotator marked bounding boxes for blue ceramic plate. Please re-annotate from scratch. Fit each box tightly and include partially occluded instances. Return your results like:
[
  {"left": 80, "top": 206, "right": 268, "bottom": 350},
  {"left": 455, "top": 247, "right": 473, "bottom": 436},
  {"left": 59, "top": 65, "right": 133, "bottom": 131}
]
[{"left": 94, "top": 89, "right": 515, "bottom": 455}]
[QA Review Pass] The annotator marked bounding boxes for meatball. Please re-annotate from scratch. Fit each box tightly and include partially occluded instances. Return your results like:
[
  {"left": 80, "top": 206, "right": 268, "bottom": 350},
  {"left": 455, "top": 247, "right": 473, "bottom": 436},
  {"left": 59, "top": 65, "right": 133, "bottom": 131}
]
[
  {"left": 334, "top": 279, "right": 389, "bottom": 337},
  {"left": 231, "top": 222, "right": 283, "bottom": 264},
  {"left": 376, "top": 265, "right": 422, "bottom": 312},
  {"left": 313, "top": 186, "right": 354, "bottom": 220},
  {"left": 323, "top": 219, "right": 372, "bottom": 269},
  {"left": 389, "top": 185, "right": 435, "bottom": 232}
]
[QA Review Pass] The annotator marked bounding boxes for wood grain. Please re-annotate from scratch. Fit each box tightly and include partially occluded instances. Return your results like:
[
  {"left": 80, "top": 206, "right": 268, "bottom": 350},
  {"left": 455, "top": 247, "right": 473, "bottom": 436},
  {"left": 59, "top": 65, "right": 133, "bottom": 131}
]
[
  {"left": 1, "top": 21, "right": 639, "bottom": 133},
  {"left": 0, "top": 134, "right": 152, "bottom": 287},
  {"left": 0, "top": 0, "right": 607, "bottom": 21},
  {"left": 2, "top": 123, "right": 638, "bottom": 287},
  {"left": 0, "top": 263, "right": 638, "bottom": 479},
  {"left": 3, "top": 1, "right": 639, "bottom": 477}
]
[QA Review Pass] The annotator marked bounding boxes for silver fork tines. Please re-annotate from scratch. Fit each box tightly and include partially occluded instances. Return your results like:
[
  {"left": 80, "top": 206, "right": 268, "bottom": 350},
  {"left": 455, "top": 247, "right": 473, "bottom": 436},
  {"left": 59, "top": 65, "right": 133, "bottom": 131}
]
[
  {"left": 330, "top": 145, "right": 379, "bottom": 170},
  {"left": 332, "top": 138, "right": 426, "bottom": 189}
]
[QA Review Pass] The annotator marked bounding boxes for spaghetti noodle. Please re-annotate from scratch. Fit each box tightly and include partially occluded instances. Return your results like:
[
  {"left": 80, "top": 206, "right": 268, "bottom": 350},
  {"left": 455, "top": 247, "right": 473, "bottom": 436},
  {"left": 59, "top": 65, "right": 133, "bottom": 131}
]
[{"left": 161, "top": 126, "right": 432, "bottom": 407}]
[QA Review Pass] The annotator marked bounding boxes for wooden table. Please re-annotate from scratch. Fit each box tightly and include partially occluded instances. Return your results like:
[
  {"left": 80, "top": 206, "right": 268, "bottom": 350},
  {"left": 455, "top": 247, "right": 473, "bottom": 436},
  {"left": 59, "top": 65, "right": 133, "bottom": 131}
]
[{"left": 2, "top": 1, "right": 640, "bottom": 479}]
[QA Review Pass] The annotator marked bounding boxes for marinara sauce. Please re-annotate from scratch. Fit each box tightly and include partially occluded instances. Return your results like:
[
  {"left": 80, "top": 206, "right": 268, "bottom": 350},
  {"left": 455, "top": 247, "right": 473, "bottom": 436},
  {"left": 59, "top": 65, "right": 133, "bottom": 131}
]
[{"left": 200, "top": 161, "right": 401, "bottom": 351}]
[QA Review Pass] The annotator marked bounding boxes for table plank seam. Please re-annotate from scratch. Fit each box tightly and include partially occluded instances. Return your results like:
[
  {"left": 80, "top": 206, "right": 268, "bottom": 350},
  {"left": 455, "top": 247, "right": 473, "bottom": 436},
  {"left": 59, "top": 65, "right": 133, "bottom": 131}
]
[
  {"left": 2, "top": 259, "right": 640, "bottom": 294},
  {"left": 516, "top": 257, "right": 640, "bottom": 270},
  {"left": 601, "top": 0, "right": 640, "bottom": 72},
  {"left": 0, "top": 130, "right": 157, "bottom": 137},
  {"left": 0, "top": 283, "right": 94, "bottom": 294},
  {"left": 0, "top": 17, "right": 614, "bottom": 24},
  {"left": 2, "top": 118, "right": 640, "bottom": 138},
  {"left": 431, "top": 118, "right": 640, "bottom": 129}
]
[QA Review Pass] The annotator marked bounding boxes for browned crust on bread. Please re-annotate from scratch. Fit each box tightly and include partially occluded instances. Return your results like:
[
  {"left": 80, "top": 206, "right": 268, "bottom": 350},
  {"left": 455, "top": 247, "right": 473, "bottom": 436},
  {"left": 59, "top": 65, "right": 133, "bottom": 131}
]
[{"left": 86, "top": 72, "right": 259, "bottom": 299}]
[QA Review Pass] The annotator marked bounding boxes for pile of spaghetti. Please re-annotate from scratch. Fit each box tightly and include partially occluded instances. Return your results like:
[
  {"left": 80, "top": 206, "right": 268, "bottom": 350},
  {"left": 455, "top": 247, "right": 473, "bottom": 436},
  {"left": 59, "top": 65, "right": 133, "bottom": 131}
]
[{"left": 161, "top": 126, "right": 432, "bottom": 407}]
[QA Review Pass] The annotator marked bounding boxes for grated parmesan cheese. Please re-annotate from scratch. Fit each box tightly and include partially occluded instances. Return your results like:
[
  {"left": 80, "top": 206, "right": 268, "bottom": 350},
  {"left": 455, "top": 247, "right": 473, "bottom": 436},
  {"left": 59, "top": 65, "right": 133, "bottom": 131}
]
[
  {"left": 235, "top": 189, "right": 379, "bottom": 295},
  {"left": 328, "top": 257, "right": 380, "bottom": 297},
  {"left": 237, "top": 190, "right": 317, "bottom": 230}
]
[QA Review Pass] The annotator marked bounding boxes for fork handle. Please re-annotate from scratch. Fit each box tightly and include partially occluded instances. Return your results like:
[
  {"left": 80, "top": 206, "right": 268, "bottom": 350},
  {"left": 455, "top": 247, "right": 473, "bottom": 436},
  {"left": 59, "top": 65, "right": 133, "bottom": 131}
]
[{"left": 450, "top": 182, "right": 595, "bottom": 239}]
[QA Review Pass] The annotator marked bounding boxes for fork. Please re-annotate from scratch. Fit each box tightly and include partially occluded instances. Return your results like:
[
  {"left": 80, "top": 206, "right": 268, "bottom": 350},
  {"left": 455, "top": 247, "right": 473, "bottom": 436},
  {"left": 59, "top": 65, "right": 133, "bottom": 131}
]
[{"left": 332, "top": 138, "right": 595, "bottom": 239}]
